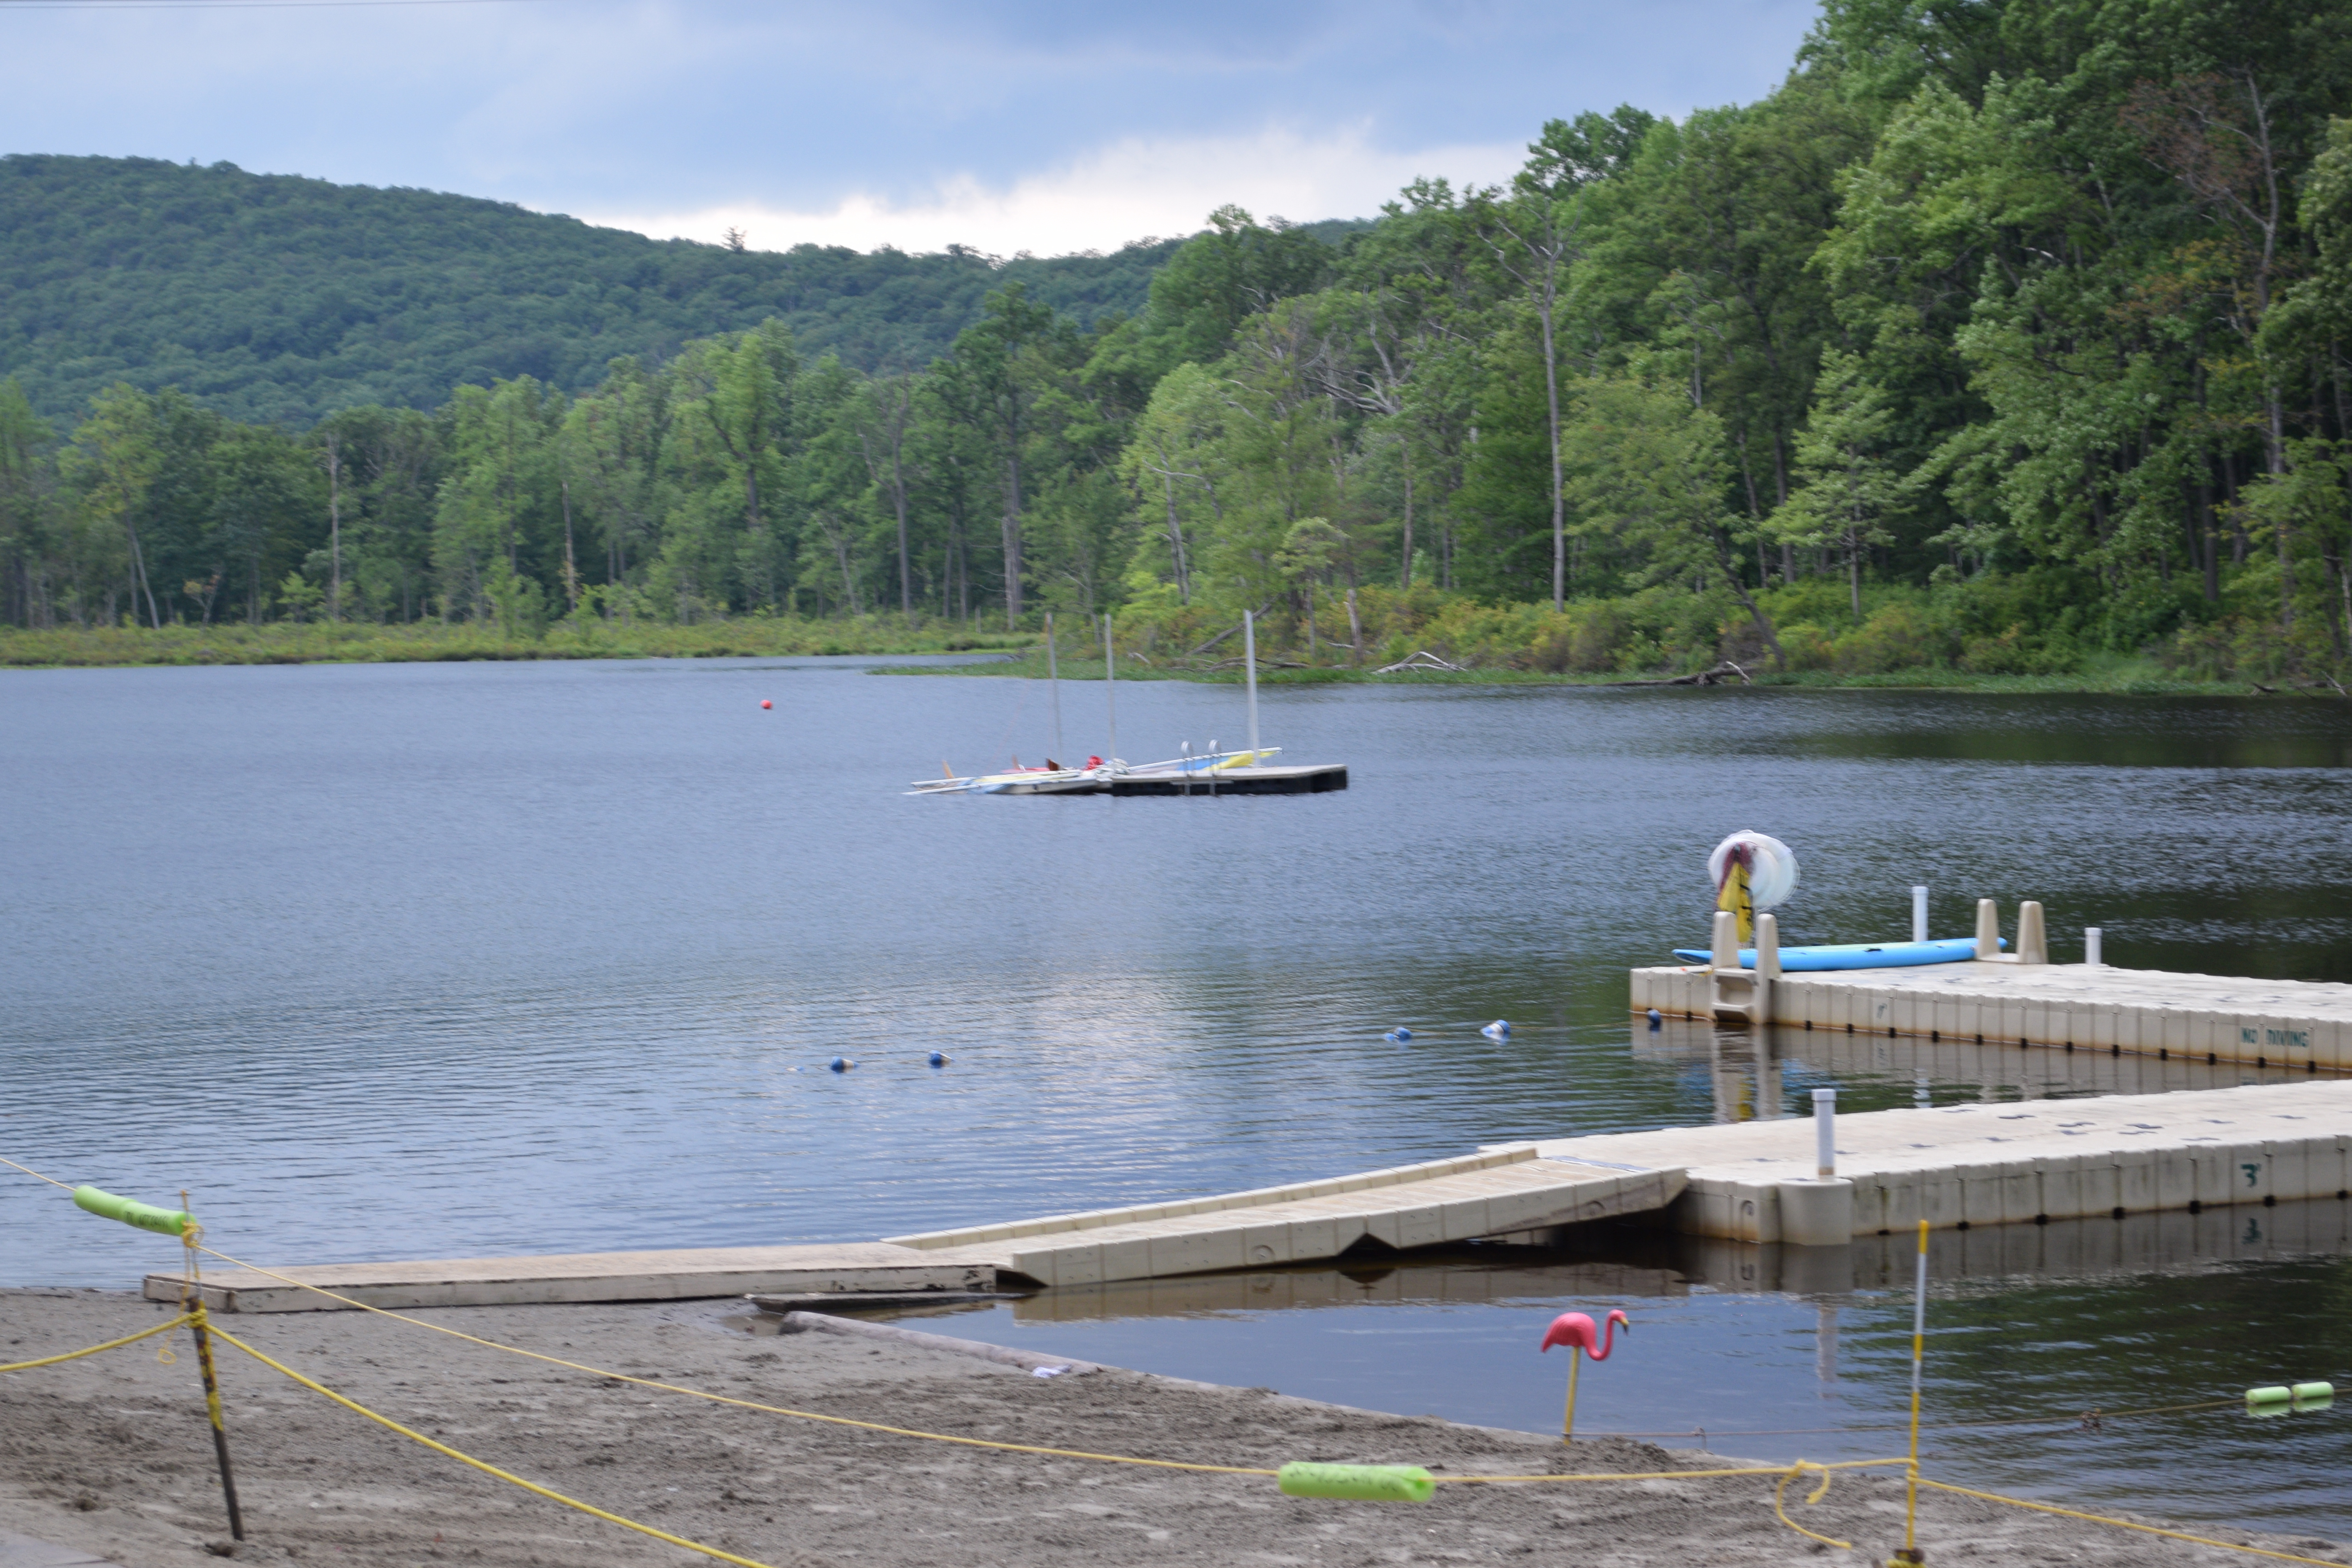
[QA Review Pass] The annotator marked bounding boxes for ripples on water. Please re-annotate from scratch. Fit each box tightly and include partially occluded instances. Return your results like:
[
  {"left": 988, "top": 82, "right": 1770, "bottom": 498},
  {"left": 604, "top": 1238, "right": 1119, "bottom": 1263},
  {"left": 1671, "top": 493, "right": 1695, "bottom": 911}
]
[{"left": 5, "top": 660, "right": 2352, "bottom": 1529}]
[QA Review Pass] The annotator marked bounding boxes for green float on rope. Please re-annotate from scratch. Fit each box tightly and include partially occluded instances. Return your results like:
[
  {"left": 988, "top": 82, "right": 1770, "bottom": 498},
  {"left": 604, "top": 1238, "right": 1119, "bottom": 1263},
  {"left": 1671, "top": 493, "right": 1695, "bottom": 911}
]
[
  {"left": 2292, "top": 1382, "right": 2334, "bottom": 1403},
  {"left": 1276, "top": 1463, "right": 1435, "bottom": 1503},
  {"left": 73, "top": 1186, "right": 192, "bottom": 1237},
  {"left": 2247, "top": 1385, "right": 2293, "bottom": 1405}
]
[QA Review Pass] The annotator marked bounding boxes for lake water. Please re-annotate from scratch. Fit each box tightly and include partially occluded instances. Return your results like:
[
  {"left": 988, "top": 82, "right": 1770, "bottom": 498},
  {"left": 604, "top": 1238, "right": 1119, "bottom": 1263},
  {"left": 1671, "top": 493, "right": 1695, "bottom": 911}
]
[{"left": 6, "top": 658, "right": 2352, "bottom": 1533}]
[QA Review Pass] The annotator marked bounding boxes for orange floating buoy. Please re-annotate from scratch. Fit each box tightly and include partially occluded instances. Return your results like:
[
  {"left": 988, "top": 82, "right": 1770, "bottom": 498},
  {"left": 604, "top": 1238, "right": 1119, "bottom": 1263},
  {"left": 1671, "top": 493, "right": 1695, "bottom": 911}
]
[{"left": 760, "top": 699, "right": 773, "bottom": 710}]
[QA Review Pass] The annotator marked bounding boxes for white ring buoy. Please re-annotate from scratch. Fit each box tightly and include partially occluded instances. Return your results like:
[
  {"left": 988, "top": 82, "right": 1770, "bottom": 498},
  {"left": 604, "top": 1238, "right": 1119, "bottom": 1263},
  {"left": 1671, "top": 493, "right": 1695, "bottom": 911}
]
[{"left": 1708, "top": 831, "right": 1799, "bottom": 910}]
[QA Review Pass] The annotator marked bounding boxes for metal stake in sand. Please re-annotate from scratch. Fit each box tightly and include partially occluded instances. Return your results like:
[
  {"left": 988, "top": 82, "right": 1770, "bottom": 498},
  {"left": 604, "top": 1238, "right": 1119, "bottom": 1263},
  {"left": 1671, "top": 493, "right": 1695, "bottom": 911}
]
[
  {"left": 1893, "top": 1217, "right": 1928, "bottom": 1567},
  {"left": 71, "top": 1183, "right": 245, "bottom": 1541},
  {"left": 1102, "top": 614, "right": 1117, "bottom": 761},
  {"left": 1045, "top": 611, "right": 1062, "bottom": 760},
  {"left": 179, "top": 1194, "right": 247, "bottom": 1543},
  {"left": 1243, "top": 609, "right": 1260, "bottom": 759},
  {"left": 1539, "top": 1310, "right": 1628, "bottom": 1442}
]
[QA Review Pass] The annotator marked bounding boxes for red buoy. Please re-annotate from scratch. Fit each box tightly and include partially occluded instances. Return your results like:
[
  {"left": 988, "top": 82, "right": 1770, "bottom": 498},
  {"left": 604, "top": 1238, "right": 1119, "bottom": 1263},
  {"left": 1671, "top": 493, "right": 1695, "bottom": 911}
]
[{"left": 760, "top": 699, "right": 773, "bottom": 710}]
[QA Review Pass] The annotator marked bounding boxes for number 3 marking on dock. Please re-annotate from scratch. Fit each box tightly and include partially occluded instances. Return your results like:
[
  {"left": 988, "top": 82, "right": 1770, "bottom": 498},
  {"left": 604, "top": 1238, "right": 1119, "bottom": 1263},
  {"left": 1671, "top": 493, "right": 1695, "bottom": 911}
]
[{"left": 2243, "top": 1163, "right": 2263, "bottom": 1187}]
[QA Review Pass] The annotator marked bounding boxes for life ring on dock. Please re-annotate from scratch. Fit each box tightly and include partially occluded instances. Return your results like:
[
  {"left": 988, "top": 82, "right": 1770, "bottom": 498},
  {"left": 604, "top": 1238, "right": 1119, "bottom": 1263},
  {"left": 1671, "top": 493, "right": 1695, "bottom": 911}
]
[{"left": 1708, "top": 832, "right": 1798, "bottom": 942}]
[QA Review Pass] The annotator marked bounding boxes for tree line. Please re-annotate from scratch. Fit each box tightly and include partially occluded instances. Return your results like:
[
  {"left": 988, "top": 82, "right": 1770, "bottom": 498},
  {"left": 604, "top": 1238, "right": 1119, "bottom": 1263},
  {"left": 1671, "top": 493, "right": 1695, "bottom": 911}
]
[{"left": 7, "top": 0, "right": 2352, "bottom": 681}]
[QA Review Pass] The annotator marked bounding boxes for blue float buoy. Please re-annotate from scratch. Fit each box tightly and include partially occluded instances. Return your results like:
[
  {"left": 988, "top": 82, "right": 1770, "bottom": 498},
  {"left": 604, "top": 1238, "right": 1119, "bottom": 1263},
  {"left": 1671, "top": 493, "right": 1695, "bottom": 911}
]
[
  {"left": 1646, "top": 1008, "right": 1663, "bottom": 1032},
  {"left": 928, "top": 1051, "right": 949, "bottom": 1067},
  {"left": 829, "top": 1057, "right": 853, "bottom": 1073},
  {"left": 1481, "top": 1019, "right": 1511, "bottom": 1039},
  {"left": 1384, "top": 1027, "right": 1412, "bottom": 1042}
]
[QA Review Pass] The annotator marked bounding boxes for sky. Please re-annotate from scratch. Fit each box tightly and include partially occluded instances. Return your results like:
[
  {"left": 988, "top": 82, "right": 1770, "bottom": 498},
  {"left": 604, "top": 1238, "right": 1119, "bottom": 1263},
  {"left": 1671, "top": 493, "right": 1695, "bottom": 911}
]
[{"left": 0, "top": 0, "right": 1823, "bottom": 256}]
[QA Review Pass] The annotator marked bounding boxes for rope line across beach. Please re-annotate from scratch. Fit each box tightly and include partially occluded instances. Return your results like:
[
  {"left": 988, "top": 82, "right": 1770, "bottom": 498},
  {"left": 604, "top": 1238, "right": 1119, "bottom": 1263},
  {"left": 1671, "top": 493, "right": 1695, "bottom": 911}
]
[{"left": 11, "top": 1155, "right": 2352, "bottom": 1568}]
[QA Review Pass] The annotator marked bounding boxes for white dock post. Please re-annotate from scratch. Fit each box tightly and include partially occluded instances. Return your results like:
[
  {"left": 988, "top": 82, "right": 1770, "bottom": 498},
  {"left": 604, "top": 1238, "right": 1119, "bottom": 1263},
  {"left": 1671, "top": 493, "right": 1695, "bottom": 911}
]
[
  {"left": 2084, "top": 927, "right": 2103, "bottom": 966},
  {"left": 1911, "top": 886, "right": 1928, "bottom": 944},
  {"left": 2016, "top": 900, "right": 2048, "bottom": 965},
  {"left": 1711, "top": 909, "right": 1738, "bottom": 971},
  {"left": 1783, "top": 1087, "right": 1854, "bottom": 1247},
  {"left": 1243, "top": 609, "right": 1260, "bottom": 759},
  {"left": 1973, "top": 898, "right": 2000, "bottom": 960},
  {"left": 1102, "top": 614, "right": 1117, "bottom": 760},
  {"left": 1045, "top": 611, "right": 1063, "bottom": 760}
]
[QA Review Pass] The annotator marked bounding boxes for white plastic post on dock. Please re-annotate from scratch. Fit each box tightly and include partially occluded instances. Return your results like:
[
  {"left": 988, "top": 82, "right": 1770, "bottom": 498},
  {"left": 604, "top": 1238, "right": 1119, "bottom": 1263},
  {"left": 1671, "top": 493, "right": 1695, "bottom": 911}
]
[
  {"left": 1045, "top": 611, "right": 1062, "bottom": 760},
  {"left": 1243, "top": 609, "right": 1261, "bottom": 758},
  {"left": 1973, "top": 898, "right": 2000, "bottom": 960},
  {"left": 1756, "top": 912, "right": 1782, "bottom": 982},
  {"left": 1711, "top": 909, "right": 1739, "bottom": 972},
  {"left": 1911, "top": 886, "right": 1928, "bottom": 944},
  {"left": 1813, "top": 1087, "right": 1837, "bottom": 1178},
  {"left": 2084, "top": 927, "right": 2103, "bottom": 966},
  {"left": 2016, "top": 900, "right": 2048, "bottom": 965},
  {"left": 1102, "top": 614, "right": 1117, "bottom": 760}
]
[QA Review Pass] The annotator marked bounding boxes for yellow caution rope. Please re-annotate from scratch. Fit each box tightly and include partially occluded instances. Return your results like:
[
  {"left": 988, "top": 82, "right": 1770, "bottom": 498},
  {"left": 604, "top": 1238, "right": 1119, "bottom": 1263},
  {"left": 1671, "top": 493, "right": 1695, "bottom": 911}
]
[
  {"left": 0, "top": 1314, "right": 192, "bottom": 1373},
  {"left": 1917, "top": 1478, "right": 2352, "bottom": 1568},
  {"left": 209, "top": 1325, "right": 791, "bottom": 1568}
]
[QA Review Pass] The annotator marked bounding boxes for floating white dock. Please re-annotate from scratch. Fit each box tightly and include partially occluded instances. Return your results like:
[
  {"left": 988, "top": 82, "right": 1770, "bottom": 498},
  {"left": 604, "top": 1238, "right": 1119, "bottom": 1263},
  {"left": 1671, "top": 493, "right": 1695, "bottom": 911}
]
[
  {"left": 1634, "top": 956, "right": 2352, "bottom": 1069},
  {"left": 147, "top": 955, "right": 2352, "bottom": 1310}
]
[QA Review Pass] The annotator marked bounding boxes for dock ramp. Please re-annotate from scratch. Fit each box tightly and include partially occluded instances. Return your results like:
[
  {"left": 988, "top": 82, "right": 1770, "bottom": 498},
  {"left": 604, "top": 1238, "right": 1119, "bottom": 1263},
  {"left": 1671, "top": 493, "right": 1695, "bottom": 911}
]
[{"left": 888, "top": 1147, "right": 1686, "bottom": 1288}]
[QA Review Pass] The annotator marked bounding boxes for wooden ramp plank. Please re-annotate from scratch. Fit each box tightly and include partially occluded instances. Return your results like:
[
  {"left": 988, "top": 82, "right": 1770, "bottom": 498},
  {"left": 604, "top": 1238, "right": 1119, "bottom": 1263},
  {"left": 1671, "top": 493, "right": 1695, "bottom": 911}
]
[{"left": 143, "top": 1243, "right": 991, "bottom": 1314}]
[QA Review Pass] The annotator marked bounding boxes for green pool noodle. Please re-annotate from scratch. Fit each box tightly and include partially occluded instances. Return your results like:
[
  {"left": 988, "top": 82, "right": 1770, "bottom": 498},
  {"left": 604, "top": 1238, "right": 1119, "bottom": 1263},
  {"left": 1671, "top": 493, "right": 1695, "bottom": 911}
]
[
  {"left": 2292, "top": 1382, "right": 2334, "bottom": 1403},
  {"left": 72, "top": 1186, "right": 191, "bottom": 1237},
  {"left": 1276, "top": 1463, "right": 1435, "bottom": 1503},
  {"left": 2246, "top": 1385, "right": 2293, "bottom": 1404}
]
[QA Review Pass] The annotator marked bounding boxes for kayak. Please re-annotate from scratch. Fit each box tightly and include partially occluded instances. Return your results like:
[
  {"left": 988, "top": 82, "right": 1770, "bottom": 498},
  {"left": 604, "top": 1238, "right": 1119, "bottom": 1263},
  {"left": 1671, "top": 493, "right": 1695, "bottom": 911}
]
[{"left": 1668, "top": 936, "right": 2002, "bottom": 971}]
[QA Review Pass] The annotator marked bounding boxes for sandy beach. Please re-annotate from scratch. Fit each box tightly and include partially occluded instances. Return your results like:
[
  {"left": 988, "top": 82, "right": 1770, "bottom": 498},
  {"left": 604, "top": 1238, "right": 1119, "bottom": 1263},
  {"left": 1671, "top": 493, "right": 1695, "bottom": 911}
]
[{"left": 2, "top": 1287, "right": 2342, "bottom": 1568}]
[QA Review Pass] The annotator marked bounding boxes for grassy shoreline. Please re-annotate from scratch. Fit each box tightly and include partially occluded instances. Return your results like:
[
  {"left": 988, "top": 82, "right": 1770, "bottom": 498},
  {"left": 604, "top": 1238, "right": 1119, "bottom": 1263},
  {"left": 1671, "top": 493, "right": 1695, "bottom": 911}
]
[
  {"left": 0, "top": 619, "right": 1030, "bottom": 669},
  {"left": 4, "top": 622, "right": 2337, "bottom": 697},
  {"left": 881, "top": 648, "right": 2326, "bottom": 698}
]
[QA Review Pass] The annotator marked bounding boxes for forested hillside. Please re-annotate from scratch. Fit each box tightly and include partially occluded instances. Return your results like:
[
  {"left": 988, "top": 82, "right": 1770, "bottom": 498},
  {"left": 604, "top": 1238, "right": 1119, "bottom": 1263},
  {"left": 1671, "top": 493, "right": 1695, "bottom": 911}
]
[
  {"left": 7, "top": 0, "right": 2352, "bottom": 687},
  {"left": 0, "top": 155, "right": 1190, "bottom": 423}
]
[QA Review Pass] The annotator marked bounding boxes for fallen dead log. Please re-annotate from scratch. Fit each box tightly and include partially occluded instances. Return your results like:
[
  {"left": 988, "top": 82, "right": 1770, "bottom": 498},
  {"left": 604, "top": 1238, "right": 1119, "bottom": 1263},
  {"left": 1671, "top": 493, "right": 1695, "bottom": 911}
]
[{"left": 1605, "top": 659, "right": 1752, "bottom": 688}]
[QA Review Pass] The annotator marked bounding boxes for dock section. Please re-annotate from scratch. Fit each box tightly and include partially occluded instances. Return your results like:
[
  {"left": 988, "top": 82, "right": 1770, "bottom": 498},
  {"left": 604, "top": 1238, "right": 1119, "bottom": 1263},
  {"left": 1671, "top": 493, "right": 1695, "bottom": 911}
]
[
  {"left": 1521, "top": 1077, "right": 2352, "bottom": 1245},
  {"left": 1634, "top": 958, "right": 2352, "bottom": 1070},
  {"left": 145, "top": 1242, "right": 995, "bottom": 1314},
  {"left": 1107, "top": 763, "right": 1347, "bottom": 795},
  {"left": 887, "top": 1147, "right": 1683, "bottom": 1286}
]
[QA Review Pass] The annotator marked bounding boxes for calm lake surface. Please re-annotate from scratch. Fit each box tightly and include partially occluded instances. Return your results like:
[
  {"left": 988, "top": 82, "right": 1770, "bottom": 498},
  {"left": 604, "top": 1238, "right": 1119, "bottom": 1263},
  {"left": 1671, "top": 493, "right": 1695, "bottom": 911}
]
[{"left": 7, "top": 658, "right": 2352, "bottom": 1531}]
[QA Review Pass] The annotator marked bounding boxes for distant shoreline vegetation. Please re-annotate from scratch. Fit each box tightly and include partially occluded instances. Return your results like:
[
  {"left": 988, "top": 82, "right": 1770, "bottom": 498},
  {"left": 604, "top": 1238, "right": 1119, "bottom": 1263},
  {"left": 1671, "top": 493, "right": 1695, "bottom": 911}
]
[
  {"left": 7, "top": 4, "right": 2352, "bottom": 692},
  {"left": 0, "top": 618, "right": 1027, "bottom": 669}
]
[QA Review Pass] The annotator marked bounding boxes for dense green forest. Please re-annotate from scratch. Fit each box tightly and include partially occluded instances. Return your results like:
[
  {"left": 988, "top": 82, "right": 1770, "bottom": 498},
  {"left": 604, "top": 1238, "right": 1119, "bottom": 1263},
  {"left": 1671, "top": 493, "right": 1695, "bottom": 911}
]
[
  {"left": 0, "top": 154, "right": 1212, "bottom": 423},
  {"left": 8, "top": 0, "right": 2352, "bottom": 686}
]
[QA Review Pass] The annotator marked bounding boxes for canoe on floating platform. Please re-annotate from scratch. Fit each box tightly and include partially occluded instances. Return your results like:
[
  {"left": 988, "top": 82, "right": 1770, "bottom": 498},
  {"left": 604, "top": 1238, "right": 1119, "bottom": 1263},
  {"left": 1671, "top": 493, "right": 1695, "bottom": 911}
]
[{"left": 1668, "top": 936, "right": 2003, "bottom": 971}]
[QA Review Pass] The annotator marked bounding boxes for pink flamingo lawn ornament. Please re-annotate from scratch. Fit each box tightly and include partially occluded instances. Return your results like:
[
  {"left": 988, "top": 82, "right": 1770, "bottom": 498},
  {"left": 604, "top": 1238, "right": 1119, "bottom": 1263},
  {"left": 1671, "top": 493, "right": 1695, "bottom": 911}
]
[{"left": 1540, "top": 1310, "right": 1630, "bottom": 1442}]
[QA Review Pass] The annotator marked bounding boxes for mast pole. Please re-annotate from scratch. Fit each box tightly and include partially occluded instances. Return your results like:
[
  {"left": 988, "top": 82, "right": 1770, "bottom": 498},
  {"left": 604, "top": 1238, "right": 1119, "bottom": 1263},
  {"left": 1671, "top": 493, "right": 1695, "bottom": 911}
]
[
  {"left": 1103, "top": 613, "right": 1117, "bottom": 761},
  {"left": 1243, "top": 609, "right": 1259, "bottom": 758},
  {"left": 1045, "top": 611, "right": 1062, "bottom": 760}
]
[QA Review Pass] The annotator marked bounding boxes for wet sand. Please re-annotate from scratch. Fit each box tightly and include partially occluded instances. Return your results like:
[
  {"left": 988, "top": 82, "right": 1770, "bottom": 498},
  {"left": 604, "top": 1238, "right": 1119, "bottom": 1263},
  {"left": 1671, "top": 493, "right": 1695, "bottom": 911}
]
[{"left": 2, "top": 1288, "right": 2341, "bottom": 1568}]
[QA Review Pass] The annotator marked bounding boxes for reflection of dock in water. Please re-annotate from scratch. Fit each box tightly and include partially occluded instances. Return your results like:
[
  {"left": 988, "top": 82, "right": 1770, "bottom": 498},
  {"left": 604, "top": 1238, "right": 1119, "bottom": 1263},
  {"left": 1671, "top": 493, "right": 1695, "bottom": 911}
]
[{"left": 1635, "top": 1014, "right": 2340, "bottom": 1123}]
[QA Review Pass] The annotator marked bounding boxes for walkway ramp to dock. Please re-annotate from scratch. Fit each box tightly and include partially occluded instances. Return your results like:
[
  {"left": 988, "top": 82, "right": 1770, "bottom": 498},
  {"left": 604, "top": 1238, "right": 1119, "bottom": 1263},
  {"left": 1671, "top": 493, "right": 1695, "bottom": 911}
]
[
  {"left": 886, "top": 1147, "right": 1684, "bottom": 1288},
  {"left": 147, "top": 1243, "right": 993, "bottom": 1314}
]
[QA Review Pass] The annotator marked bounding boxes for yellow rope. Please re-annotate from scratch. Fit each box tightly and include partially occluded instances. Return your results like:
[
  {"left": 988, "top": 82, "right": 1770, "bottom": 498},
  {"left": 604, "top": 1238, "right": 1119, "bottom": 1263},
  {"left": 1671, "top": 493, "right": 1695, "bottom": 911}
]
[
  {"left": 1772, "top": 1460, "right": 1851, "bottom": 1550},
  {"left": 191, "top": 1243, "right": 1278, "bottom": 1476},
  {"left": 10, "top": 1155, "right": 2345, "bottom": 1568},
  {"left": 1917, "top": 1479, "right": 2352, "bottom": 1568},
  {"left": 0, "top": 1314, "right": 192, "bottom": 1372},
  {"left": 0, "top": 1154, "right": 74, "bottom": 1190},
  {"left": 1439, "top": 1458, "right": 1907, "bottom": 1486},
  {"left": 209, "top": 1325, "right": 791, "bottom": 1568}
]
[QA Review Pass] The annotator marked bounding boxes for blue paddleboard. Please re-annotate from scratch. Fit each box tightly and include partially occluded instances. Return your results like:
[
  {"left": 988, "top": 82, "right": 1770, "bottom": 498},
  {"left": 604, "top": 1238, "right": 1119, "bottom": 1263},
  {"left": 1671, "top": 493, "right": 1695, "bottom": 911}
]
[{"left": 1668, "top": 937, "right": 2000, "bottom": 971}]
